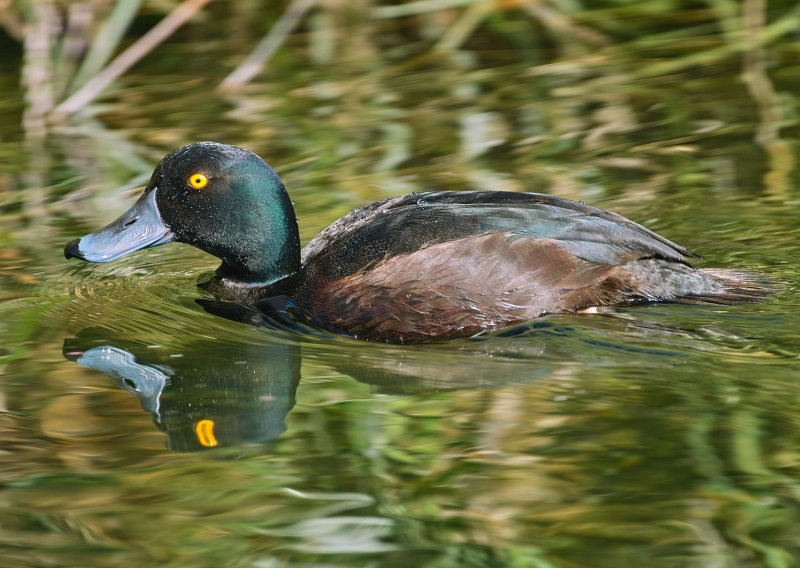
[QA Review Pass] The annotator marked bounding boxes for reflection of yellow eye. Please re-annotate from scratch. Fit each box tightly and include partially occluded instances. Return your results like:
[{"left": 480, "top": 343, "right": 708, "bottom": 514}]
[
  {"left": 188, "top": 173, "right": 208, "bottom": 190},
  {"left": 194, "top": 419, "right": 218, "bottom": 447}
]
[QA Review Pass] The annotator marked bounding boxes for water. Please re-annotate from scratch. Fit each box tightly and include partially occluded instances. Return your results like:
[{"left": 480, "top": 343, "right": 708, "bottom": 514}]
[{"left": 2, "top": 4, "right": 800, "bottom": 566}]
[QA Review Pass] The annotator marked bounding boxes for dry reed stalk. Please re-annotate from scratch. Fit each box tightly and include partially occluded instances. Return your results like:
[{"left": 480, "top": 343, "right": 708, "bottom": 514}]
[
  {"left": 219, "top": 0, "right": 317, "bottom": 91},
  {"left": 51, "top": 0, "right": 211, "bottom": 120},
  {"left": 22, "top": 1, "right": 57, "bottom": 137},
  {"left": 68, "top": 0, "right": 145, "bottom": 95}
]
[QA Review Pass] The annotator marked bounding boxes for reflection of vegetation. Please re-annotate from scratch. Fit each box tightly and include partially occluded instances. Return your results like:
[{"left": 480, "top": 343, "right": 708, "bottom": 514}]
[
  {"left": 5, "top": 339, "right": 800, "bottom": 565},
  {"left": 0, "top": 298, "right": 55, "bottom": 363}
]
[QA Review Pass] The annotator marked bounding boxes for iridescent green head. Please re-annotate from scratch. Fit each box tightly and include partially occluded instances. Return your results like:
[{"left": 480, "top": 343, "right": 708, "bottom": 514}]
[{"left": 65, "top": 142, "right": 301, "bottom": 292}]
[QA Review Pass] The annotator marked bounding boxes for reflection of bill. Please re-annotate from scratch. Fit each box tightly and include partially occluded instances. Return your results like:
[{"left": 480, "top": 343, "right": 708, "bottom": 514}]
[
  {"left": 70, "top": 344, "right": 170, "bottom": 416},
  {"left": 63, "top": 329, "right": 301, "bottom": 452}
]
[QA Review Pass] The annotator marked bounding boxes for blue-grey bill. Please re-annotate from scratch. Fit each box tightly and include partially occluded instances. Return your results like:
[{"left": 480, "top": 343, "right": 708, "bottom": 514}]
[{"left": 64, "top": 188, "right": 174, "bottom": 262}]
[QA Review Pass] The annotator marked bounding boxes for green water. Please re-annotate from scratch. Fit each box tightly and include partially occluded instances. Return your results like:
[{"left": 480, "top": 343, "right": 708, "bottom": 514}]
[{"left": 2, "top": 3, "right": 800, "bottom": 566}]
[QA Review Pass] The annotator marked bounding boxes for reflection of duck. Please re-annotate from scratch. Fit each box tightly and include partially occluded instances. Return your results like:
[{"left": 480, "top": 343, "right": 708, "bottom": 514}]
[
  {"left": 63, "top": 321, "right": 562, "bottom": 450},
  {"left": 65, "top": 142, "right": 768, "bottom": 343},
  {"left": 63, "top": 329, "right": 301, "bottom": 452}
]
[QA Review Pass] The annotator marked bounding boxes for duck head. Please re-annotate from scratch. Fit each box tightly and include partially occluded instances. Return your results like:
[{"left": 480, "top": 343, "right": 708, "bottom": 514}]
[{"left": 64, "top": 142, "right": 301, "bottom": 292}]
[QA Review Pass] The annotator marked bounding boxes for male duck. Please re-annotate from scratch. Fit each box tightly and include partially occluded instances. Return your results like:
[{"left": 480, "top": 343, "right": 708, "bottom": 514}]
[{"left": 65, "top": 142, "right": 767, "bottom": 342}]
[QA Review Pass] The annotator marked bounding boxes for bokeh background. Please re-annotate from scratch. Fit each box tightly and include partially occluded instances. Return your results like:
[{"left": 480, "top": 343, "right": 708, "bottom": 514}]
[{"left": 2, "top": 1, "right": 800, "bottom": 566}]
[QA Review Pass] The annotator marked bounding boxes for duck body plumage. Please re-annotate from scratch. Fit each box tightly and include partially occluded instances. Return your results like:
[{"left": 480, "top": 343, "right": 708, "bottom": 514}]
[
  {"left": 64, "top": 142, "right": 770, "bottom": 343},
  {"left": 293, "top": 190, "right": 762, "bottom": 341}
]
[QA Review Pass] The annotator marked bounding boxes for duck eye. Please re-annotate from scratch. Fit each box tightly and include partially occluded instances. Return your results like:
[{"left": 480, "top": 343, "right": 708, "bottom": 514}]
[{"left": 188, "top": 173, "right": 208, "bottom": 190}]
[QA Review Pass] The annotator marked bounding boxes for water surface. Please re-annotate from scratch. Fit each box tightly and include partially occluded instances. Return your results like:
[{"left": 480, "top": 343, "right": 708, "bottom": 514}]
[{"left": 2, "top": 4, "right": 800, "bottom": 566}]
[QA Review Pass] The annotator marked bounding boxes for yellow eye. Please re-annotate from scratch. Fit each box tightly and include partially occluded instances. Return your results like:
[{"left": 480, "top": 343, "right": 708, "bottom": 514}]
[{"left": 188, "top": 173, "right": 208, "bottom": 190}]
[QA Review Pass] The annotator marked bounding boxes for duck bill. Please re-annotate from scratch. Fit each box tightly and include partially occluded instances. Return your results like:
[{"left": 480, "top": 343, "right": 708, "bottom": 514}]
[{"left": 64, "top": 188, "right": 174, "bottom": 263}]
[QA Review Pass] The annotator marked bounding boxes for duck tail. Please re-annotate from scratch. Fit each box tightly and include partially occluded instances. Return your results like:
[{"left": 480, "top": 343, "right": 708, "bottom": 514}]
[{"left": 681, "top": 268, "right": 775, "bottom": 305}]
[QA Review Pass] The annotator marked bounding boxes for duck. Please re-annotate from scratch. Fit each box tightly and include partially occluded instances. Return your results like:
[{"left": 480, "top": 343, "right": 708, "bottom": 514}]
[{"left": 64, "top": 141, "right": 769, "bottom": 343}]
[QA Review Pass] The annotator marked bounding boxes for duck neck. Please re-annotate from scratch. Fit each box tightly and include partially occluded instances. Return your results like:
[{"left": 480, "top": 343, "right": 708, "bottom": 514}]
[{"left": 211, "top": 176, "right": 301, "bottom": 297}]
